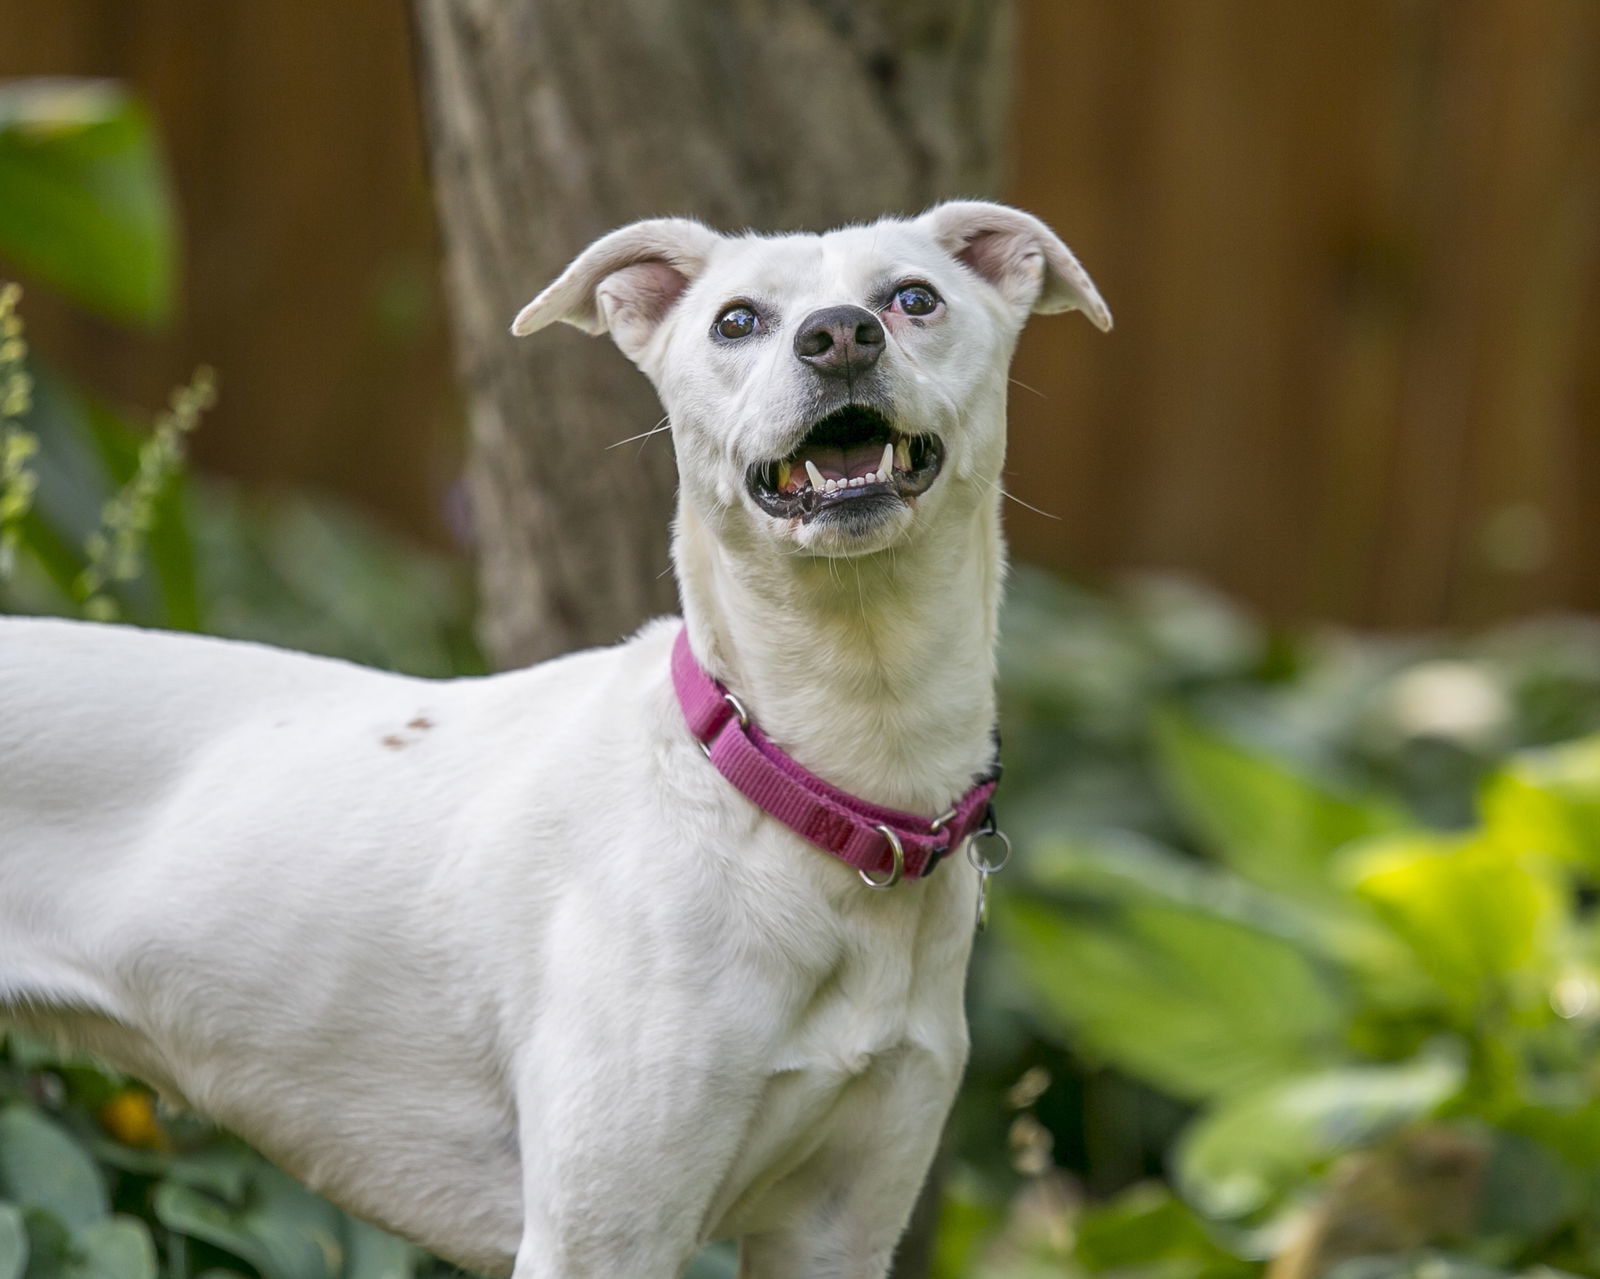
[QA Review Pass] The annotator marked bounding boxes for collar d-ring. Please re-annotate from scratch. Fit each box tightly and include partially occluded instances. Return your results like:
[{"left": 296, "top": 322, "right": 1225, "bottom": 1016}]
[{"left": 859, "top": 826, "right": 905, "bottom": 889}]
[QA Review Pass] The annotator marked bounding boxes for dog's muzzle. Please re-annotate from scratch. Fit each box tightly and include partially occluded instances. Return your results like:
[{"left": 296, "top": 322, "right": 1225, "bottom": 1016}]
[{"left": 746, "top": 405, "right": 944, "bottom": 524}]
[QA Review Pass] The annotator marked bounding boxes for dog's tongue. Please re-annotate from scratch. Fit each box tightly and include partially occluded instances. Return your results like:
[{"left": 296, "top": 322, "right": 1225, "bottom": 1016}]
[{"left": 780, "top": 443, "right": 886, "bottom": 493}]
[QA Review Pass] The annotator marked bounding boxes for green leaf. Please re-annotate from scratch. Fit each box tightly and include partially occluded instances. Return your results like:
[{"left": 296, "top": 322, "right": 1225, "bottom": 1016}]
[
  {"left": 61, "top": 1217, "right": 156, "bottom": 1279},
  {"left": 999, "top": 838, "right": 1350, "bottom": 1100},
  {"left": 929, "top": 1172, "right": 1004, "bottom": 1279},
  {"left": 17, "top": 1207, "right": 69, "bottom": 1279},
  {"left": 340, "top": 1216, "right": 417, "bottom": 1279},
  {"left": 1476, "top": 1132, "right": 1578, "bottom": 1242},
  {"left": 1175, "top": 1051, "right": 1465, "bottom": 1220},
  {"left": 159, "top": 1147, "right": 255, "bottom": 1204},
  {"left": 1496, "top": 1100, "right": 1600, "bottom": 1172},
  {"left": 1073, "top": 1182, "right": 1251, "bottom": 1277},
  {"left": 683, "top": 1241, "right": 738, "bottom": 1279},
  {"left": 1153, "top": 709, "right": 1403, "bottom": 900},
  {"left": 154, "top": 1165, "right": 342, "bottom": 1279},
  {"left": 0, "top": 80, "right": 176, "bottom": 326},
  {"left": 1342, "top": 833, "right": 1565, "bottom": 1017},
  {"left": 0, "top": 1108, "right": 107, "bottom": 1235},
  {"left": 1482, "top": 736, "right": 1600, "bottom": 873},
  {"left": 0, "top": 1203, "right": 26, "bottom": 1279}
]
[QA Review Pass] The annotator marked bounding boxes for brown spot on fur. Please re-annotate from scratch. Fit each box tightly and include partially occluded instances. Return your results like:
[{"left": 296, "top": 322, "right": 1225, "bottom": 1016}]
[
  {"left": 408, "top": 716, "right": 434, "bottom": 731},
  {"left": 381, "top": 735, "right": 408, "bottom": 750}
]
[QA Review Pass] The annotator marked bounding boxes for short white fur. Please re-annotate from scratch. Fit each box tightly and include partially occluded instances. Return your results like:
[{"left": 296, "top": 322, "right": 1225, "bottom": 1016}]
[{"left": 0, "top": 202, "right": 1107, "bottom": 1279}]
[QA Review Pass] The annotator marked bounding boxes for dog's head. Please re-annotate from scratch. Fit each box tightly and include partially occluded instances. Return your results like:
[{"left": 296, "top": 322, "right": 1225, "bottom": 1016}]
[{"left": 513, "top": 203, "right": 1110, "bottom": 558}]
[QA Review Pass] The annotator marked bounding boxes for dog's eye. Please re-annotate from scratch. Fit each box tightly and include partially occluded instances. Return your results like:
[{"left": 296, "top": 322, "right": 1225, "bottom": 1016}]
[
  {"left": 893, "top": 285, "right": 940, "bottom": 317},
  {"left": 713, "top": 306, "right": 760, "bottom": 340}
]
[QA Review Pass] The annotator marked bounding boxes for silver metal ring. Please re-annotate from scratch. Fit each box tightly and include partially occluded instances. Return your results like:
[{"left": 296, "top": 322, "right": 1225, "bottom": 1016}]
[
  {"left": 928, "top": 807, "right": 958, "bottom": 834},
  {"left": 859, "top": 826, "right": 905, "bottom": 890},
  {"left": 966, "top": 827, "right": 1012, "bottom": 875},
  {"left": 723, "top": 691, "right": 750, "bottom": 728}
]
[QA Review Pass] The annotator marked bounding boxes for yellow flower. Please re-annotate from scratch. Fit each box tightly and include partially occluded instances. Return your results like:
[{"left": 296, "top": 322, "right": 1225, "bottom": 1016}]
[{"left": 99, "top": 1088, "right": 169, "bottom": 1150}]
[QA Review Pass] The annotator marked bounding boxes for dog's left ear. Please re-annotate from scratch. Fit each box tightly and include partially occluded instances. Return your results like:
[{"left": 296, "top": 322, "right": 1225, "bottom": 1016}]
[
  {"left": 511, "top": 218, "right": 721, "bottom": 358},
  {"left": 920, "top": 201, "right": 1112, "bottom": 332}
]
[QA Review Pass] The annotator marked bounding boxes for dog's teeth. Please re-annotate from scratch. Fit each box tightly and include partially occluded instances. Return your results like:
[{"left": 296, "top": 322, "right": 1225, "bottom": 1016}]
[
  {"left": 804, "top": 460, "right": 825, "bottom": 492},
  {"left": 776, "top": 461, "right": 792, "bottom": 492},
  {"left": 880, "top": 442, "right": 894, "bottom": 479},
  {"left": 848, "top": 477, "right": 864, "bottom": 488},
  {"left": 894, "top": 439, "right": 912, "bottom": 472}
]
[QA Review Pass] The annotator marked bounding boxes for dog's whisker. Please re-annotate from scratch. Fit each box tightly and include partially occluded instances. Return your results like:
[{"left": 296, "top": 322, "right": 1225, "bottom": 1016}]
[
  {"left": 980, "top": 475, "right": 1062, "bottom": 521},
  {"left": 1008, "top": 377, "right": 1046, "bottom": 399},
  {"left": 606, "top": 417, "right": 671, "bottom": 449},
  {"left": 1003, "top": 488, "right": 1061, "bottom": 520}
]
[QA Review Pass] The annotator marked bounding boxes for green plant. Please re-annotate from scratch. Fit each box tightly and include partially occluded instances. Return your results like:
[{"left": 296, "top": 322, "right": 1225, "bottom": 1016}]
[
  {"left": 985, "top": 665, "right": 1600, "bottom": 1278},
  {"left": 73, "top": 365, "right": 214, "bottom": 620},
  {"left": 0, "top": 282, "right": 36, "bottom": 578},
  {"left": 0, "top": 1040, "right": 422, "bottom": 1279}
]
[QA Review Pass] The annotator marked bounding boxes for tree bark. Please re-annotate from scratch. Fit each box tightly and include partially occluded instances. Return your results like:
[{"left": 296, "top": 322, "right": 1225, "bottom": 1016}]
[{"left": 410, "top": 0, "right": 1014, "bottom": 668}]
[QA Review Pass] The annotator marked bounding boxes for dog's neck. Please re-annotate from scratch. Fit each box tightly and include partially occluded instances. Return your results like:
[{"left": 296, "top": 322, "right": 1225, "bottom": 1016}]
[{"left": 674, "top": 489, "right": 1003, "bottom": 816}]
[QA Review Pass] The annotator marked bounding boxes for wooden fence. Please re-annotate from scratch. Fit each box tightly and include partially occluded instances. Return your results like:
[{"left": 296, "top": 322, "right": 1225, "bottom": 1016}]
[{"left": 2, "top": 0, "right": 1595, "bottom": 627}]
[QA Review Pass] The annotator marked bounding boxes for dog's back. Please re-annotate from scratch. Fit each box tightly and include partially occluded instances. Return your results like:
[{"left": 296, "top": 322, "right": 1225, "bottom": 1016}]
[{"left": 0, "top": 618, "right": 355, "bottom": 1012}]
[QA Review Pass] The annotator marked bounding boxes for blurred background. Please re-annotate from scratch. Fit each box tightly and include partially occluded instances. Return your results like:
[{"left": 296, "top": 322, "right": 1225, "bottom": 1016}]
[
  {"left": 5, "top": 1, "right": 1598, "bottom": 630},
  {"left": 1, "top": 4, "right": 1598, "bottom": 1279}
]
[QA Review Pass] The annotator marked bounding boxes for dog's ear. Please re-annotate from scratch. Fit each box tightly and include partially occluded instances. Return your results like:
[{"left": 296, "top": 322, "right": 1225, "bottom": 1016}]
[
  {"left": 920, "top": 201, "right": 1112, "bottom": 332},
  {"left": 511, "top": 218, "right": 720, "bottom": 357}
]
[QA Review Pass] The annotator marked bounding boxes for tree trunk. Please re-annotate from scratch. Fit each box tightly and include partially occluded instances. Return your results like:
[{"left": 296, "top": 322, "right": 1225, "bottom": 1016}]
[{"left": 410, "top": 0, "right": 1014, "bottom": 668}]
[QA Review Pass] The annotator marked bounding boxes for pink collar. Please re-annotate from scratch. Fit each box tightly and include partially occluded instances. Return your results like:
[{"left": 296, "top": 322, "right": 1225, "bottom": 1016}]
[{"left": 671, "top": 626, "right": 999, "bottom": 887}]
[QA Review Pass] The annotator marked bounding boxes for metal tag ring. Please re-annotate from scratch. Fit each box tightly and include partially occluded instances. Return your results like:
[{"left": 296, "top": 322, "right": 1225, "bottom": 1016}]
[
  {"left": 698, "top": 692, "right": 750, "bottom": 758},
  {"left": 860, "top": 826, "right": 905, "bottom": 890},
  {"left": 966, "top": 827, "right": 1012, "bottom": 875}
]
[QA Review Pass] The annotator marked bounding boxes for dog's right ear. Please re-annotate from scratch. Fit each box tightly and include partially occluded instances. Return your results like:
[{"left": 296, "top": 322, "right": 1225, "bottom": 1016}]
[
  {"left": 920, "top": 201, "right": 1112, "bottom": 332},
  {"left": 511, "top": 218, "right": 720, "bottom": 359}
]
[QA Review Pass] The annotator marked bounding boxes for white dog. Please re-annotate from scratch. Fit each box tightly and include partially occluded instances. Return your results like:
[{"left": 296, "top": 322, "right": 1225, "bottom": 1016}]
[{"left": 0, "top": 202, "right": 1108, "bottom": 1278}]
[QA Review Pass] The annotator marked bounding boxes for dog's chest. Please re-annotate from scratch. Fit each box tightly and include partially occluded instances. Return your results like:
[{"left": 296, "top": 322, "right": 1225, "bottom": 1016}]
[{"left": 707, "top": 876, "right": 976, "bottom": 1237}]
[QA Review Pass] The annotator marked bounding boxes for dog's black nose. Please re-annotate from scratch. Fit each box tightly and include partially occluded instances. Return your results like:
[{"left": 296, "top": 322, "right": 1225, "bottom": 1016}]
[{"left": 793, "top": 305, "right": 885, "bottom": 378}]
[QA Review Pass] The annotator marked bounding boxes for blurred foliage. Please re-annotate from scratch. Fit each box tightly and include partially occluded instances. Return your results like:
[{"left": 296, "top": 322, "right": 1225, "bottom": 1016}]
[
  {"left": 72, "top": 365, "right": 215, "bottom": 623},
  {"left": 0, "top": 80, "right": 175, "bottom": 327},
  {"left": 5, "top": 72, "right": 1600, "bottom": 1279},
  {"left": 0, "top": 282, "right": 35, "bottom": 578},
  {"left": 0, "top": 360, "right": 480, "bottom": 677},
  {"left": 942, "top": 569, "right": 1600, "bottom": 1279}
]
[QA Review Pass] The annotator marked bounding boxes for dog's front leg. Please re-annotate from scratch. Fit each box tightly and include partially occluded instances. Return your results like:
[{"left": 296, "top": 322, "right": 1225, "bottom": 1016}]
[
  {"left": 735, "top": 1052, "right": 960, "bottom": 1279},
  {"left": 503, "top": 983, "right": 766, "bottom": 1279},
  {"left": 506, "top": 1067, "right": 743, "bottom": 1279}
]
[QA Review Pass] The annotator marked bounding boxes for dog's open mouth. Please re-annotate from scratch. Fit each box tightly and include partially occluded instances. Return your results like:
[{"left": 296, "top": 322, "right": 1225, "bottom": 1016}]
[{"left": 747, "top": 406, "right": 944, "bottom": 523}]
